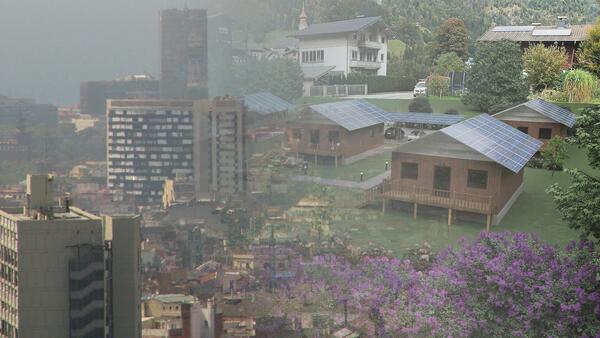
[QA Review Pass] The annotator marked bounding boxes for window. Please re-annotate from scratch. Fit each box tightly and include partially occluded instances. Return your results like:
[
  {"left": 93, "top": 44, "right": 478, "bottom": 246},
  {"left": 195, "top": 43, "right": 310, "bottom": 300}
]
[
  {"left": 517, "top": 127, "right": 529, "bottom": 135},
  {"left": 467, "top": 170, "right": 488, "bottom": 189},
  {"left": 310, "top": 129, "right": 320, "bottom": 144},
  {"left": 204, "top": 320, "right": 209, "bottom": 327},
  {"left": 301, "top": 50, "right": 324, "bottom": 63},
  {"left": 292, "top": 128, "right": 302, "bottom": 140},
  {"left": 370, "top": 128, "right": 375, "bottom": 137},
  {"left": 401, "top": 162, "right": 418, "bottom": 179},
  {"left": 352, "top": 50, "right": 358, "bottom": 60},
  {"left": 328, "top": 130, "right": 340, "bottom": 144},
  {"left": 381, "top": 54, "right": 385, "bottom": 62},
  {"left": 539, "top": 128, "right": 552, "bottom": 139},
  {"left": 381, "top": 36, "right": 386, "bottom": 43}
]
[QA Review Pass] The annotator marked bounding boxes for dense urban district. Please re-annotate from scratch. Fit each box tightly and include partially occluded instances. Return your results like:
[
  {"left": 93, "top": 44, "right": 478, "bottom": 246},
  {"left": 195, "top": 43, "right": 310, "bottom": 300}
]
[{"left": 1, "top": 0, "right": 600, "bottom": 337}]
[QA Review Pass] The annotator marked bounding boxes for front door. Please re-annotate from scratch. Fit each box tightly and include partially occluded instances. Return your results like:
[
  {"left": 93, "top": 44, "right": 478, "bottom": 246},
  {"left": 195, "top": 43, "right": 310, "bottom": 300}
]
[{"left": 433, "top": 166, "right": 451, "bottom": 197}]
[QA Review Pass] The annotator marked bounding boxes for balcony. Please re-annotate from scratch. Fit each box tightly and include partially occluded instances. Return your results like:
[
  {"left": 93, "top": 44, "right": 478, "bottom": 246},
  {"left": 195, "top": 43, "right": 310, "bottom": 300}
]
[
  {"left": 376, "top": 179, "right": 493, "bottom": 214},
  {"left": 358, "top": 39, "right": 382, "bottom": 50},
  {"left": 350, "top": 60, "right": 381, "bottom": 70}
]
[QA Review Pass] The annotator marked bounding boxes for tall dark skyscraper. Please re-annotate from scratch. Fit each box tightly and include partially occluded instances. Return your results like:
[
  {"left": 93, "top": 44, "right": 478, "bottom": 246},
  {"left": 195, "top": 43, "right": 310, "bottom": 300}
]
[{"left": 160, "top": 8, "right": 209, "bottom": 99}]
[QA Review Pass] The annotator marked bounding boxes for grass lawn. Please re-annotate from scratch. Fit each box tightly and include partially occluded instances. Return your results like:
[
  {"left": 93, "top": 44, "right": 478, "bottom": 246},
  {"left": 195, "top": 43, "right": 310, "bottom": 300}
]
[
  {"left": 305, "top": 149, "right": 393, "bottom": 181},
  {"left": 325, "top": 145, "right": 594, "bottom": 255},
  {"left": 296, "top": 96, "right": 481, "bottom": 117}
]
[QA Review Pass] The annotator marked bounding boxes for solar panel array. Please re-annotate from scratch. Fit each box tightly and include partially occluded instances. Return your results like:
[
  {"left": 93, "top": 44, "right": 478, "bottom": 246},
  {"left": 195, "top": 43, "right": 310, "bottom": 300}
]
[
  {"left": 310, "top": 99, "right": 387, "bottom": 131},
  {"left": 532, "top": 29, "right": 572, "bottom": 36},
  {"left": 441, "top": 114, "right": 543, "bottom": 173},
  {"left": 492, "top": 26, "right": 534, "bottom": 32},
  {"left": 525, "top": 98, "right": 576, "bottom": 127},
  {"left": 244, "top": 92, "right": 294, "bottom": 115},
  {"left": 385, "top": 112, "right": 464, "bottom": 126}
]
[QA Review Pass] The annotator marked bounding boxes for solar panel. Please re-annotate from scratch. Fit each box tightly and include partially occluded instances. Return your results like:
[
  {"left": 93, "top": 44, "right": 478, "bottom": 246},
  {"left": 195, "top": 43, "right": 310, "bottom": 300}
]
[
  {"left": 310, "top": 99, "right": 387, "bottom": 131},
  {"left": 243, "top": 92, "right": 294, "bottom": 115},
  {"left": 385, "top": 112, "right": 464, "bottom": 126},
  {"left": 532, "top": 29, "right": 572, "bottom": 36},
  {"left": 492, "top": 26, "right": 534, "bottom": 32},
  {"left": 524, "top": 99, "right": 576, "bottom": 128},
  {"left": 441, "top": 114, "right": 543, "bottom": 173}
]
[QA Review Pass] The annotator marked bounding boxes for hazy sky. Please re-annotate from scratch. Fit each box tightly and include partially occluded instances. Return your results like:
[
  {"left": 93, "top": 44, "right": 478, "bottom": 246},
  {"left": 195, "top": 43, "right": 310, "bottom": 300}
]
[{"left": 0, "top": 0, "right": 212, "bottom": 105}]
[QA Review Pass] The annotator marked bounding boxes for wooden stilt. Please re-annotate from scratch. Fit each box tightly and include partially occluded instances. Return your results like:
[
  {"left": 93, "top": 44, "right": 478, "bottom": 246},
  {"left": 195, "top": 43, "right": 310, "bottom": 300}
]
[
  {"left": 447, "top": 208, "right": 452, "bottom": 226},
  {"left": 486, "top": 214, "right": 492, "bottom": 232},
  {"left": 413, "top": 203, "right": 418, "bottom": 219},
  {"left": 382, "top": 199, "right": 386, "bottom": 214}
]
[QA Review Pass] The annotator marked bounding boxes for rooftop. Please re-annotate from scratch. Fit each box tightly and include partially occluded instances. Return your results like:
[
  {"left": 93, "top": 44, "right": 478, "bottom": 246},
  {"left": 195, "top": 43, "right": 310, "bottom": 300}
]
[
  {"left": 385, "top": 112, "right": 465, "bottom": 126},
  {"left": 309, "top": 99, "right": 386, "bottom": 131},
  {"left": 291, "top": 16, "right": 383, "bottom": 38},
  {"left": 479, "top": 24, "right": 591, "bottom": 42},
  {"left": 145, "top": 294, "right": 198, "bottom": 304},
  {"left": 243, "top": 92, "right": 294, "bottom": 115}
]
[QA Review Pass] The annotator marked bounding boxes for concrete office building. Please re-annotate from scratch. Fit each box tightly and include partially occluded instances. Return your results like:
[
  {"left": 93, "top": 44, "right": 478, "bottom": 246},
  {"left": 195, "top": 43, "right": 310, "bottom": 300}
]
[
  {"left": 80, "top": 74, "right": 160, "bottom": 116},
  {"left": 106, "top": 100, "right": 195, "bottom": 205},
  {"left": 0, "top": 174, "right": 141, "bottom": 338},
  {"left": 160, "top": 8, "right": 209, "bottom": 99},
  {"left": 194, "top": 97, "right": 247, "bottom": 200}
]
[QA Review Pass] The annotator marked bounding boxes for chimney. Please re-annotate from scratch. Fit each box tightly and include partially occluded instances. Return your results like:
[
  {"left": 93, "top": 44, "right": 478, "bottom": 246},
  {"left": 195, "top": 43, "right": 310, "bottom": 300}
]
[{"left": 557, "top": 16, "right": 569, "bottom": 28}]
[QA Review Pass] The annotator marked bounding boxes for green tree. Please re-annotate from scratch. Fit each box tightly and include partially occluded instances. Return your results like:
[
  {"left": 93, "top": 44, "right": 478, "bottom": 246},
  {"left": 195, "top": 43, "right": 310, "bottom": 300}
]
[
  {"left": 427, "top": 75, "right": 450, "bottom": 98},
  {"left": 434, "top": 52, "right": 465, "bottom": 75},
  {"left": 231, "top": 58, "right": 303, "bottom": 100},
  {"left": 563, "top": 69, "right": 598, "bottom": 103},
  {"left": 579, "top": 18, "right": 600, "bottom": 77},
  {"left": 409, "top": 96, "right": 433, "bottom": 113},
  {"left": 548, "top": 107, "right": 600, "bottom": 242},
  {"left": 307, "top": 0, "right": 387, "bottom": 23},
  {"left": 433, "top": 18, "right": 469, "bottom": 60},
  {"left": 541, "top": 136, "right": 569, "bottom": 175},
  {"left": 462, "top": 41, "right": 528, "bottom": 112},
  {"left": 522, "top": 44, "right": 566, "bottom": 92}
]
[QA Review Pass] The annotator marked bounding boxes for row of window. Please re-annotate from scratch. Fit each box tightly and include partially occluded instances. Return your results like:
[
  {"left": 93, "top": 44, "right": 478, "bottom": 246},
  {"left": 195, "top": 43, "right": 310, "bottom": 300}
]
[
  {"left": 301, "top": 50, "right": 324, "bottom": 63},
  {"left": 111, "top": 110, "right": 191, "bottom": 116},
  {"left": 354, "top": 33, "right": 386, "bottom": 43},
  {"left": 400, "top": 162, "right": 489, "bottom": 190},
  {"left": 517, "top": 126, "right": 552, "bottom": 139}
]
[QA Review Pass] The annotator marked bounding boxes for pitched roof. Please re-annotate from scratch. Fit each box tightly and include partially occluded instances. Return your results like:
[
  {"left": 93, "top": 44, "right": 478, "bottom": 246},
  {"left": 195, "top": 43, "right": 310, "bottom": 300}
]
[
  {"left": 440, "top": 114, "right": 543, "bottom": 173},
  {"left": 291, "top": 16, "right": 383, "bottom": 38},
  {"left": 310, "top": 99, "right": 386, "bottom": 131},
  {"left": 524, "top": 99, "right": 576, "bottom": 127},
  {"left": 479, "top": 24, "right": 591, "bottom": 42},
  {"left": 385, "top": 112, "right": 465, "bottom": 126},
  {"left": 243, "top": 92, "right": 294, "bottom": 115}
]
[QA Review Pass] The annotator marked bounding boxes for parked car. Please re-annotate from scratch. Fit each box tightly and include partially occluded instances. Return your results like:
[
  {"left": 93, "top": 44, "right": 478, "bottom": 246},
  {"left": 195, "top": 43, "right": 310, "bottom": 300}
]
[
  {"left": 413, "top": 81, "right": 427, "bottom": 97},
  {"left": 407, "top": 130, "right": 426, "bottom": 141}
]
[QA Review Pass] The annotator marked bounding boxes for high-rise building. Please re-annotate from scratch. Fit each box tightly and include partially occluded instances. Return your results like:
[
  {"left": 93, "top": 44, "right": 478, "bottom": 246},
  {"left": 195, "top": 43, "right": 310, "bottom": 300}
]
[
  {"left": 0, "top": 174, "right": 141, "bottom": 338},
  {"left": 160, "top": 8, "right": 209, "bottom": 99},
  {"left": 106, "top": 100, "right": 195, "bottom": 205},
  {"left": 80, "top": 74, "right": 160, "bottom": 116},
  {"left": 194, "top": 97, "right": 247, "bottom": 199}
]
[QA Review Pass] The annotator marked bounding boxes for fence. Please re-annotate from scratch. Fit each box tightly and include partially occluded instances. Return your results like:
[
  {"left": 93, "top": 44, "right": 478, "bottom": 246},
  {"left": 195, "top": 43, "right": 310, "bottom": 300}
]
[{"left": 309, "top": 84, "right": 368, "bottom": 97}]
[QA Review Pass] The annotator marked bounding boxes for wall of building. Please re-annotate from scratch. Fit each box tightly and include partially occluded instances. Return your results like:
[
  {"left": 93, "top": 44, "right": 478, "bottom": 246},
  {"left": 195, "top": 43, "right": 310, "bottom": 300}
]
[
  {"left": 390, "top": 152, "right": 520, "bottom": 214},
  {"left": 106, "top": 215, "right": 141, "bottom": 338},
  {"left": 500, "top": 120, "right": 566, "bottom": 147}
]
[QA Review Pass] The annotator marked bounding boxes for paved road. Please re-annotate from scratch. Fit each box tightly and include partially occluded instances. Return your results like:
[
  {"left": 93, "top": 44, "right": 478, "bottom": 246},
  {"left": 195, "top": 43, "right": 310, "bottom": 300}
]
[
  {"left": 342, "top": 91, "right": 414, "bottom": 100},
  {"left": 290, "top": 170, "right": 390, "bottom": 190}
]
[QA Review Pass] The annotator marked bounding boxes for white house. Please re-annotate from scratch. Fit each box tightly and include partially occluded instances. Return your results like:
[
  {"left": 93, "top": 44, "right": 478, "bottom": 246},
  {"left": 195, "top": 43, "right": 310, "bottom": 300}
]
[{"left": 290, "top": 15, "right": 389, "bottom": 84}]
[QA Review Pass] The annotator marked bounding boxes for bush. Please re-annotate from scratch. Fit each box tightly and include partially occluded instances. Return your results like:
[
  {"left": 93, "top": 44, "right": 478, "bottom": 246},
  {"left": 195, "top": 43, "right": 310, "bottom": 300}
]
[
  {"left": 527, "top": 156, "right": 544, "bottom": 169},
  {"left": 409, "top": 96, "right": 433, "bottom": 113},
  {"left": 539, "top": 88, "right": 569, "bottom": 102},
  {"left": 427, "top": 74, "right": 450, "bottom": 97},
  {"left": 563, "top": 69, "right": 598, "bottom": 103},
  {"left": 326, "top": 73, "right": 416, "bottom": 93}
]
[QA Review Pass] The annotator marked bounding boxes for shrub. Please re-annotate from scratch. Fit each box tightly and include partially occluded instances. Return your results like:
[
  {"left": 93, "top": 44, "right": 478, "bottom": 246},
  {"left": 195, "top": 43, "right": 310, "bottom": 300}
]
[
  {"left": 409, "top": 96, "right": 433, "bottom": 113},
  {"left": 563, "top": 69, "right": 598, "bottom": 103},
  {"left": 444, "top": 108, "right": 459, "bottom": 115}
]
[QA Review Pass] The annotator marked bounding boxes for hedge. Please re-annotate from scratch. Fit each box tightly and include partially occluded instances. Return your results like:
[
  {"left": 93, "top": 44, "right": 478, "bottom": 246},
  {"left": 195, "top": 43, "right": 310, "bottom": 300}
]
[{"left": 322, "top": 73, "right": 416, "bottom": 93}]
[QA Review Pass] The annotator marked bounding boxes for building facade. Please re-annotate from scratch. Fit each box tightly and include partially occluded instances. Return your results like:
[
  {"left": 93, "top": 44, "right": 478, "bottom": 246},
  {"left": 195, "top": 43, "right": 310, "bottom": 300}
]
[
  {"left": 107, "top": 100, "right": 195, "bottom": 205},
  {"left": 193, "top": 97, "right": 247, "bottom": 199},
  {"left": 0, "top": 174, "right": 141, "bottom": 338},
  {"left": 291, "top": 16, "right": 388, "bottom": 79},
  {"left": 160, "top": 8, "right": 209, "bottom": 99},
  {"left": 80, "top": 75, "right": 159, "bottom": 116}
]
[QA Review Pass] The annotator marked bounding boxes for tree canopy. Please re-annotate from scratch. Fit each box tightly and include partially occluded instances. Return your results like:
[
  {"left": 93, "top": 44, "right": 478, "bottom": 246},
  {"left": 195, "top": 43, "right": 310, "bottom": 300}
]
[
  {"left": 522, "top": 44, "right": 566, "bottom": 92},
  {"left": 462, "top": 41, "right": 528, "bottom": 112},
  {"left": 434, "top": 52, "right": 466, "bottom": 75},
  {"left": 579, "top": 18, "right": 600, "bottom": 77},
  {"left": 409, "top": 96, "right": 433, "bottom": 113},
  {"left": 433, "top": 18, "right": 469, "bottom": 60}
]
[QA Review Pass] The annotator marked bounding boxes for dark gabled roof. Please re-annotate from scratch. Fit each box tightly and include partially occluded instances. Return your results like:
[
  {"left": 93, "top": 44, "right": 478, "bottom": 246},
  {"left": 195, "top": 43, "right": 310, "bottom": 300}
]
[
  {"left": 290, "top": 16, "right": 383, "bottom": 38},
  {"left": 479, "top": 24, "right": 591, "bottom": 42},
  {"left": 441, "top": 114, "right": 543, "bottom": 173},
  {"left": 310, "top": 99, "right": 386, "bottom": 131},
  {"left": 243, "top": 92, "right": 294, "bottom": 115}
]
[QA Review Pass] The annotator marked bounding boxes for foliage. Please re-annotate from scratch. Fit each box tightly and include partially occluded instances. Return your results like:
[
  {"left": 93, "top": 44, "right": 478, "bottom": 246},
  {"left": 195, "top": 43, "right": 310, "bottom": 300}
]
[
  {"left": 285, "top": 232, "right": 600, "bottom": 337},
  {"left": 548, "top": 107, "right": 600, "bottom": 242},
  {"left": 541, "top": 136, "right": 569, "bottom": 174},
  {"left": 306, "top": 0, "right": 387, "bottom": 23},
  {"left": 538, "top": 88, "right": 569, "bottom": 102},
  {"left": 522, "top": 44, "right": 566, "bottom": 92},
  {"left": 563, "top": 69, "right": 598, "bottom": 103},
  {"left": 444, "top": 108, "right": 459, "bottom": 115},
  {"left": 427, "top": 75, "right": 450, "bottom": 98},
  {"left": 462, "top": 41, "right": 528, "bottom": 112},
  {"left": 231, "top": 58, "right": 303, "bottom": 101},
  {"left": 579, "top": 18, "right": 600, "bottom": 77},
  {"left": 433, "top": 18, "right": 469, "bottom": 60},
  {"left": 433, "top": 52, "right": 465, "bottom": 75},
  {"left": 408, "top": 96, "right": 433, "bottom": 113},
  {"left": 325, "top": 73, "right": 415, "bottom": 93}
]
